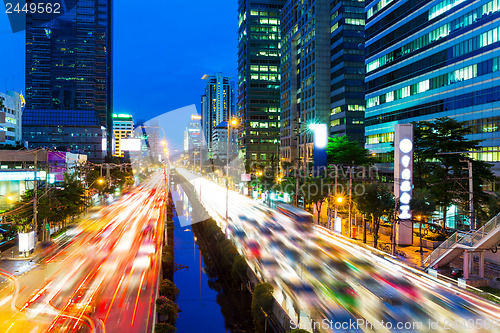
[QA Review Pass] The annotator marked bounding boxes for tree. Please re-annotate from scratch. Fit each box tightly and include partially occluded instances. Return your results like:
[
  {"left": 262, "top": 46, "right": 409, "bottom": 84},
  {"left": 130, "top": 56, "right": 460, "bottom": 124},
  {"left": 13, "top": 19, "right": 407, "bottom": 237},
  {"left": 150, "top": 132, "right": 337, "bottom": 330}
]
[
  {"left": 156, "top": 296, "right": 179, "bottom": 325},
  {"left": 354, "top": 184, "right": 394, "bottom": 248},
  {"left": 301, "top": 177, "right": 329, "bottom": 223},
  {"left": 251, "top": 282, "right": 274, "bottom": 333},
  {"left": 159, "top": 279, "right": 179, "bottom": 301},
  {"left": 326, "top": 135, "right": 374, "bottom": 165},
  {"left": 9, "top": 172, "right": 88, "bottom": 235},
  {"left": 410, "top": 188, "right": 436, "bottom": 222},
  {"left": 413, "top": 117, "right": 495, "bottom": 228}
]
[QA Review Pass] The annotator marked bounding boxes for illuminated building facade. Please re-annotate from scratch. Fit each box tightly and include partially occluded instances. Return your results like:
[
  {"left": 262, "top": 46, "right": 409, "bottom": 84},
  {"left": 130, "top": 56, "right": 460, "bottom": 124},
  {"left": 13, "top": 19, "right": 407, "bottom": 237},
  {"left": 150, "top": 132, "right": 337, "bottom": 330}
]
[
  {"left": 24, "top": 0, "right": 113, "bottom": 157},
  {"left": 0, "top": 91, "right": 24, "bottom": 146},
  {"left": 280, "top": 0, "right": 365, "bottom": 166},
  {"left": 201, "top": 73, "right": 235, "bottom": 159},
  {"left": 237, "top": 0, "right": 285, "bottom": 172},
  {"left": 113, "top": 113, "right": 134, "bottom": 158},
  {"left": 22, "top": 108, "right": 107, "bottom": 161},
  {"left": 365, "top": 0, "right": 500, "bottom": 173},
  {"left": 184, "top": 115, "right": 202, "bottom": 165}
]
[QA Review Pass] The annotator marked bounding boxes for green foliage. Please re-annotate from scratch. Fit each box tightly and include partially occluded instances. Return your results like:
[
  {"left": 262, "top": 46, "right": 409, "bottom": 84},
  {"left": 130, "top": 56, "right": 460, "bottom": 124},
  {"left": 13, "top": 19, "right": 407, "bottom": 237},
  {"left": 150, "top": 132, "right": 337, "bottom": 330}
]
[
  {"left": 326, "top": 135, "right": 374, "bottom": 165},
  {"left": 301, "top": 177, "right": 330, "bottom": 222},
  {"left": 414, "top": 117, "right": 494, "bottom": 228},
  {"left": 156, "top": 296, "right": 179, "bottom": 325},
  {"left": 154, "top": 323, "right": 176, "bottom": 333},
  {"left": 231, "top": 255, "right": 248, "bottom": 283},
  {"left": 162, "top": 250, "right": 174, "bottom": 264},
  {"left": 9, "top": 172, "right": 88, "bottom": 231},
  {"left": 252, "top": 283, "right": 274, "bottom": 333},
  {"left": 410, "top": 188, "right": 436, "bottom": 220},
  {"left": 86, "top": 162, "right": 134, "bottom": 195},
  {"left": 159, "top": 279, "right": 179, "bottom": 301},
  {"left": 354, "top": 184, "right": 394, "bottom": 248},
  {"left": 413, "top": 117, "right": 495, "bottom": 228},
  {"left": 219, "top": 238, "right": 238, "bottom": 266}
]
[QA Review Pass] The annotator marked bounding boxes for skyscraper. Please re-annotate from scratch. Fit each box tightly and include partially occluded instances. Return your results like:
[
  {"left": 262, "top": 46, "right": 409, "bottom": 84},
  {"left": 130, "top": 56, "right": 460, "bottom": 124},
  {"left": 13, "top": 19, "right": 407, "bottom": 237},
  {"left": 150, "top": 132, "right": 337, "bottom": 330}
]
[
  {"left": 364, "top": 0, "right": 500, "bottom": 171},
  {"left": 24, "top": 0, "right": 113, "bottom": 159},
  {"left": 184, "top": 115, "right": 202, "bottom": 166},
  {"left": 280, "top": 0, "right": 365, "bottom": 167},
  {"left": 201, "top": 73, "right": 235, "bottom": 159},
  {"left": 237, "top": 0, "right": 285, "bottom": 173},
  {"left": 113, "top": 113, "right": 134, "bottom": 158},
  {"left": 328, "top": 0, "right": 366, "bottom": 143}
]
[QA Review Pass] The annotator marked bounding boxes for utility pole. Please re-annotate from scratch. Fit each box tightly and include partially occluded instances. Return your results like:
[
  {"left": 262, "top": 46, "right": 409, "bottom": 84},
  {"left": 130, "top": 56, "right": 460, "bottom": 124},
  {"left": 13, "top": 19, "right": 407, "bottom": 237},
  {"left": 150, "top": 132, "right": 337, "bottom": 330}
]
[
  {"left": 295, "top": 116, "right": 301, "bottom": 207},
  {"left": 392, "top": 195, "right": 398, "bottom": 256},
  {"left": 225, "top": 123, "right": 230, "bottom": 221},
  {"left": 44, "top": 149, "right": 49, "bottom": 242},
  {"left": 468, "top": 159, "right": 474, "bottom": 231},
  {"left": 33, "top": 150, "right": 38, "bottom": 242},
  {"left": 348, "top": 166, "right": 353, "bottom": 238}
]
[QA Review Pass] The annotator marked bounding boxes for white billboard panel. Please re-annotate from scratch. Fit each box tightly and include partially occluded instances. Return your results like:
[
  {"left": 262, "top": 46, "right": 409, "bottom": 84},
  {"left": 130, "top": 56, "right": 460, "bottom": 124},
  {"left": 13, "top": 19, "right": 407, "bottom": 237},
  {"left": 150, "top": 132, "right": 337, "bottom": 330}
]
[
  {"left": 394, "top": 124, "right": 413, "bottom": 245},
  {"left": 121, "top": 138, "right": 142, "bottom": 152}
]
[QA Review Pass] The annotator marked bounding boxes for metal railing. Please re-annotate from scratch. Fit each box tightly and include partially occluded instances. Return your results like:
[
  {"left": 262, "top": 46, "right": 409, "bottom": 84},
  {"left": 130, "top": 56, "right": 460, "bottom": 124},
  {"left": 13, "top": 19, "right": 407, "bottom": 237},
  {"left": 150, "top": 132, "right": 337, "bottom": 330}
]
[
  {"left": 423, "top": 231, "right": 463, "bottom": 267},
  {"left": 470, "top": 212, "right": 500, "bottom": 247},
  {"left": 423, "top": 212, "right": 500, "bottom": 268}
]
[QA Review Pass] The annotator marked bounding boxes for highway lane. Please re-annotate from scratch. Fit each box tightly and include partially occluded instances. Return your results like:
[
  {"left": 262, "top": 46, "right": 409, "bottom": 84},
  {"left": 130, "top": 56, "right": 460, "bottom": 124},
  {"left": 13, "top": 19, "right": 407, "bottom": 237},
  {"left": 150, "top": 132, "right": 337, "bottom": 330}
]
[
  {"left": 178, "top": 167, "right": 500, "bottom": 333},
  {"left": 0, "top": 170, "right": 167, "bottom": 333}
]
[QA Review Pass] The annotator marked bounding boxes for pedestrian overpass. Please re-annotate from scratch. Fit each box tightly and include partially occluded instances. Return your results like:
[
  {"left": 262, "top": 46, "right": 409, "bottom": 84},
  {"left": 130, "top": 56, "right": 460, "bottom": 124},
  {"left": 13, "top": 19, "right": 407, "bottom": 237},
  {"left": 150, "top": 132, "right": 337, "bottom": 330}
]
[{"left": 423, "top": 212, "right": 500, "bottom": 279}]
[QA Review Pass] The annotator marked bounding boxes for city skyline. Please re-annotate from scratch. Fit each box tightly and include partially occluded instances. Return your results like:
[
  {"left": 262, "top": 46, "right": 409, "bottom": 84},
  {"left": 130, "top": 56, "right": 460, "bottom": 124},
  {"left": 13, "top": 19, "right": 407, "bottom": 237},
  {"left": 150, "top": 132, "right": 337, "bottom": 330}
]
[{"left": 0, "top": 0, "right": 238, "bottom": 123}]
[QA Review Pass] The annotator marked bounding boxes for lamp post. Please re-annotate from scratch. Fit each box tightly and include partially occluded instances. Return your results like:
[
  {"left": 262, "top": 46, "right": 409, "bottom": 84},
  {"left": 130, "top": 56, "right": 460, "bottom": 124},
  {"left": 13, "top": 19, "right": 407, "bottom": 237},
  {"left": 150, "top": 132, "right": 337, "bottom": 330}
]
[
  {"left": 333, "top": 196, "right": 343, "bottom": 231},
  {"left": 226, "top": 119, "right": 238, "bottom": 222}
]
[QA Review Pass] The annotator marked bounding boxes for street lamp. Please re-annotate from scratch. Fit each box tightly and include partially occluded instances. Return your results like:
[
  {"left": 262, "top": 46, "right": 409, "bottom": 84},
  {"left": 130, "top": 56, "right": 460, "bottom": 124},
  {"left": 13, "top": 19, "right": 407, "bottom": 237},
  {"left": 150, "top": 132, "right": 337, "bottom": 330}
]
[
  {"left": 331, "top": 195, "right": 343, "bottom": 231},
  {"left": 226, "top": 118, "right": 238, "bottom": 222}
]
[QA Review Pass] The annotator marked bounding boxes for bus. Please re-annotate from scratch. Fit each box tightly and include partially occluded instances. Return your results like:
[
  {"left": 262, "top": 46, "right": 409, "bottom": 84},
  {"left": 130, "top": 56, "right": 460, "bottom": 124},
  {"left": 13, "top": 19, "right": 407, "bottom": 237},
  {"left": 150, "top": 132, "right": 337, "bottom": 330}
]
[{"left": 276, "top": 204, "right": 313, "bottom": 232}]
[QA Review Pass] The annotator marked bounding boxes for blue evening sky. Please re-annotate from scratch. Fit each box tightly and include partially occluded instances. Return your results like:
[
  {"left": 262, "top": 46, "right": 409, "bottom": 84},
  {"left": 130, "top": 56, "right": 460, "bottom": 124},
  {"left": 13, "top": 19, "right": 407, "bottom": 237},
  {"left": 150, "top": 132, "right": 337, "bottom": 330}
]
[{"left": 0, "top": 0, "right": 238, "bottom": 124}]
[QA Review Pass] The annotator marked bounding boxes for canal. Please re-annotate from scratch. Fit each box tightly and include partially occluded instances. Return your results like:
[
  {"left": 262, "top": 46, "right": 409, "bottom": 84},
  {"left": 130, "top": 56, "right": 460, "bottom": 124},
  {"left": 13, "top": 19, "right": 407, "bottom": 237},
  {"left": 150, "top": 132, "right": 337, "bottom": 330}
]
[{"left": 171, "top": 180, "right": 253, "bottom": 333}]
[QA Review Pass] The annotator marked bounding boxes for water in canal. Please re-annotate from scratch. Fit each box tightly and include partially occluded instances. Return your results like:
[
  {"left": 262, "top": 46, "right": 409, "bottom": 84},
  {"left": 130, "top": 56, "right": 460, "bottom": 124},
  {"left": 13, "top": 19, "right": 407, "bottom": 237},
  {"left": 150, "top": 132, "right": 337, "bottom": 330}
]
[{"left": 171, "top": 182, "right": 253, "bottom": 333}]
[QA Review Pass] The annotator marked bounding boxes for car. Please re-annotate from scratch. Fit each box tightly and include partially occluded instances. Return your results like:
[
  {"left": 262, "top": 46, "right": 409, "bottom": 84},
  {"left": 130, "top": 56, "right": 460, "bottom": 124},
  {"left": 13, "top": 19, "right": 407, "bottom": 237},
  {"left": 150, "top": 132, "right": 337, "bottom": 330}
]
[
  {"left": 264, "top": 221, "right": 285, "bottom": 232},
  {"left": 377, "top": 274, "right": 420, "bottom": 300},
  {"left": 244, "top": 240, "right": 261, "bottom": 259},
  {"left": 316, "top": 281, "right": 358, "bottom": 312},
  {"left": 66, "top": 287, "right": 97, "bottom": 316}
]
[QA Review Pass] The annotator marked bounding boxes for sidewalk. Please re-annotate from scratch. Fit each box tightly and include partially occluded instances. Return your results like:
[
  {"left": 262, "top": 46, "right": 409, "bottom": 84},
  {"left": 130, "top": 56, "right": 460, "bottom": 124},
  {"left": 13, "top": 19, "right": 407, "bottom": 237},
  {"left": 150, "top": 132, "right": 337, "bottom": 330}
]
[
  {"left": 312, "top": 206, "right": 430, "bottom": 269},
  {"left": 0, "top": 241, "right": 44, "bottom": 261}
]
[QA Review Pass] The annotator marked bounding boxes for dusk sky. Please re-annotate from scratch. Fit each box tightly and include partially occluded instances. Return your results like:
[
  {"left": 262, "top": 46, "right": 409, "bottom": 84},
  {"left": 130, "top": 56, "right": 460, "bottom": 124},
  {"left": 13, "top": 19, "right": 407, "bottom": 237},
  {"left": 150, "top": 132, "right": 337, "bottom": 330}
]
[{"left": 0, "top": 0, "right": 238, "bottom": 125}]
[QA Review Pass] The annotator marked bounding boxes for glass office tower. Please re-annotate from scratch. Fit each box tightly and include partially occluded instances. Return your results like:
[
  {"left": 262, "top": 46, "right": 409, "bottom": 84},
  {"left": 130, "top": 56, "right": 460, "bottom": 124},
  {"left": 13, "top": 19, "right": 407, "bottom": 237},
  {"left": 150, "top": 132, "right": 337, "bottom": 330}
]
[
  {"left": 280, "top": 0, "right": 365, "bottom": 166},
  {"left": 24, "top": 0, "right": 113, "bottom": 159},
  {"left": 365, "top": 0, "right": 500, "bottom": 173},
  {"left": 201, "top": 73, "right": 235, "bottom": 159},
  {"left": 237, "top": 0, "right": 286, "bottom": 173}
]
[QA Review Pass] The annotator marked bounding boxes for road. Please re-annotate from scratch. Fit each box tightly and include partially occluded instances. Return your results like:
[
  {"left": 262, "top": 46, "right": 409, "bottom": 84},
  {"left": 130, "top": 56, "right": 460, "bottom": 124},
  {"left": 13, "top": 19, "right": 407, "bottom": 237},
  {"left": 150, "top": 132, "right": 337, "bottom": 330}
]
[
  {"left": 0, "top": 170, "right": 167, "bottom": 333},
  {"left": 178, "top": 168, "right": 500, "bottom": 333}
]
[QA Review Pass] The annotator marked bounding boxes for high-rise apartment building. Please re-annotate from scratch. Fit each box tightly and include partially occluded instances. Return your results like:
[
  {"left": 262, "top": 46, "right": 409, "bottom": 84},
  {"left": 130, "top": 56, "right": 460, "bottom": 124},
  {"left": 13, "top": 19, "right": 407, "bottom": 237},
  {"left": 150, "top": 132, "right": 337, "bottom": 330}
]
[
  {"left": 183, "top": 115, "right": 202, "bottom": 165},
  {"left": 328, "top": 0, "right": 366, "bottom": 143},
  {"left": 113, "top": 113, "right": 134, "bottom": 158},
  {"left": 364, "top": 0, "right": 500, "bottom": 172},
  {"left": 280, "top": 0, "right": 332, "bottom": 165},
  {"left": 237, "top": 0, "right": 285, "bottom": 172},
  {"left": 201, "top": 73, "right": 235, "bottom": 159},
  {"left": 24, "top": 0, "right": 113, "bottom": 158},
  {"left": 280, "top": 0, "right": 365, "bottom": 166}
]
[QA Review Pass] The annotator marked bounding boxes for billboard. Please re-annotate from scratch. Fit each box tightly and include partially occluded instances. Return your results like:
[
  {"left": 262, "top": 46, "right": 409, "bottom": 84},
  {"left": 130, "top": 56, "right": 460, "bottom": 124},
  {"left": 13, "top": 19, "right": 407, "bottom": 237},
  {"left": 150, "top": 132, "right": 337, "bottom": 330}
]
[
  {"left": 19, "top": 231, "right": 35, "bottom": 252},
  {"left": 394, "top": 124, "right": 413, "bottom": 245},
  {"left": 121, "top": 138, "right": 142, "bottom": 152}
]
